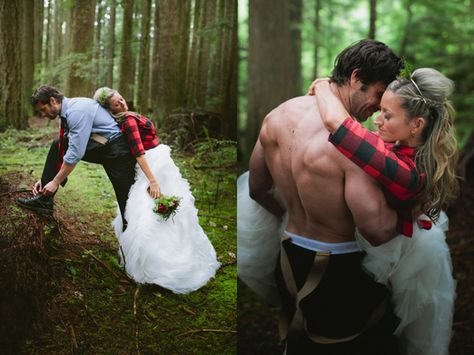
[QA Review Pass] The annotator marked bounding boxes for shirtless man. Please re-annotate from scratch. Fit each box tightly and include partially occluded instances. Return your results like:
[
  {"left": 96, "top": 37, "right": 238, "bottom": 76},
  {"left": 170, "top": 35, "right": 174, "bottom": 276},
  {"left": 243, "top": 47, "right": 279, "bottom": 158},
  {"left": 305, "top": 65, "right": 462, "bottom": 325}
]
[{"left": 249, "top": 40, "right": 403, "bottom": 354}]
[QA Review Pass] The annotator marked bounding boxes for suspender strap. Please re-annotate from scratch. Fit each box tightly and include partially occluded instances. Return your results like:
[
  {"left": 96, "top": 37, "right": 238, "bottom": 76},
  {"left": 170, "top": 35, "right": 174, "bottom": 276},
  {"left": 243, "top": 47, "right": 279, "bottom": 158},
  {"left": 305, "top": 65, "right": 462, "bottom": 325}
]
[{"left": 279, "top": 233, "right": 388, "bottom": 344}]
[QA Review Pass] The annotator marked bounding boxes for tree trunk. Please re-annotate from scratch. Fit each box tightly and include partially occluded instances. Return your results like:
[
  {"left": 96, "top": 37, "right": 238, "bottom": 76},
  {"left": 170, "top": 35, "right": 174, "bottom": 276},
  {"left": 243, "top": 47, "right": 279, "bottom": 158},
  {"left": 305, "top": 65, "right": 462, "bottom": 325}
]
[
  {"left": 399, "top": 0, "right": 414, "bottom": 58},
  {"left": 136, "top": 0, "right": 151, "bottom": 113},
  {"left": 368, "top": 0, "right": 376, "bottom": 39},
  {"left": 105, "top": 0, "right": 116, "bottom": 88},
  {"left": 288, "top": 0, "right": 302, "bottom": 95},
  {"left": 150, "top": 0, "right": 160, "bottom": 113},
  {"left": 118, "top": 0, "right": 135, "bottom": 104},
  {"left": 67, "top": 0, "right": 97, "bottom": 97},
  {"left": 94, "top": 0, "right": 105, "bottom": 85},
  {"left": 44, "top": 1, "right": 52, "bottom": 69},
  {"left": 184, "top": 0, "right": 202, "bottom": 108},
  {"left": 155, "top": 0, "right": 190, "bottom": 123},
  {"left": 22, "top": 0, "right": 35, "bottom": 113},
  {"left": 312, "top": 0, "right": 321, "bottom": 79},
  {"left": 33, "top": 0, "right": 44, "bottom": 69},
  {"left": 0, "top": 1, "right": 26, "bottom": 130},
  {"left": 245, "top": 0, "right": 292, "bottom": 163},
  {"left": 220, "top": 0, "right": 238, "bottom": 139}
]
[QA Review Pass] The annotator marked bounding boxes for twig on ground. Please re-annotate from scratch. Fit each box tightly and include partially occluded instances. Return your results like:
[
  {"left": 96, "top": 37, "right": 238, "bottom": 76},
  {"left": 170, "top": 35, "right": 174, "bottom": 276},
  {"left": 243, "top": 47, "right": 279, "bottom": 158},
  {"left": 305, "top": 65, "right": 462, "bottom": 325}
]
[
  {"left": 69, "top": 324, "right": 78, "bottom": 352},
  {"left": 0, "top": 188, "right": 31, "bottom": 197},
  {"left": 220, "top": 260, "right": 237, "bottom": 268},
  {"left": 133, "top": 285, "right": 141, "bottom": 354},
  {"left": 177, "top": 328, "right": 237, "bottom": 337},
  {"left": 82, "top": 247, "right": 127, "bottom": 282},
  {"left": 180, "top": 305, "right": 196, "bottom": 316}
]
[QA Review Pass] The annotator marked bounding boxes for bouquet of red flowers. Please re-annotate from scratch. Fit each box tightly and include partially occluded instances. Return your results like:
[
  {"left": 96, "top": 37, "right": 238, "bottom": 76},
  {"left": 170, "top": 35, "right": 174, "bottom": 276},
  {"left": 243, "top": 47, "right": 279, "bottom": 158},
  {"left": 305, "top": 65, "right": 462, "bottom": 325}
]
[{"left": 152, "top": 195, "right": 181, "bottom": 221}]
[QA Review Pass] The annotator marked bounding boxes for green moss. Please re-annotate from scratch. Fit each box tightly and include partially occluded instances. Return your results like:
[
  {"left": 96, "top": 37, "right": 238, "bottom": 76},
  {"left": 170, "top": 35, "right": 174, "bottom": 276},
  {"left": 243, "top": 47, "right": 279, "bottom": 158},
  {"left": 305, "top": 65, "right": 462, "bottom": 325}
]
[{"left": 0, "top": 125, "right": 236, "bottom": 354}]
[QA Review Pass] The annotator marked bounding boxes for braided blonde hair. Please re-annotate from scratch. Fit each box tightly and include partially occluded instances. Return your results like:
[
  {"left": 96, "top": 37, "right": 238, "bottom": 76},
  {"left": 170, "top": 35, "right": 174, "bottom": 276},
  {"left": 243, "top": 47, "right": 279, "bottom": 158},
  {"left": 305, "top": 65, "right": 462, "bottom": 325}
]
[{"left": 387, "top": 68, "right": 459, "bottom": 221}]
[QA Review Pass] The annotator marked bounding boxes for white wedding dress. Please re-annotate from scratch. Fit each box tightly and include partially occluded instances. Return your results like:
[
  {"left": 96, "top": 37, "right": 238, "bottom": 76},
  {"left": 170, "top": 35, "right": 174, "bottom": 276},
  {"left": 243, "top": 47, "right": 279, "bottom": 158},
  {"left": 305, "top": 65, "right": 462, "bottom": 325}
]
[
  {"left": 112, "top": 144, "right": 220, "bottom": 294},
  {"left": 237, "top": 171, "right": 455, "bottom": 354}
]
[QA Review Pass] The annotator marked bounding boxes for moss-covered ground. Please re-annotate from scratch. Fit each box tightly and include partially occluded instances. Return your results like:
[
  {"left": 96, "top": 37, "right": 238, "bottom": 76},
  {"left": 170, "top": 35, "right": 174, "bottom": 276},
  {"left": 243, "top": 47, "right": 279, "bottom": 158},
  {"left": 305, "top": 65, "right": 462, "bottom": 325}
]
[{"left": 0, "top": 119, "right": 236, "bottom": 354}]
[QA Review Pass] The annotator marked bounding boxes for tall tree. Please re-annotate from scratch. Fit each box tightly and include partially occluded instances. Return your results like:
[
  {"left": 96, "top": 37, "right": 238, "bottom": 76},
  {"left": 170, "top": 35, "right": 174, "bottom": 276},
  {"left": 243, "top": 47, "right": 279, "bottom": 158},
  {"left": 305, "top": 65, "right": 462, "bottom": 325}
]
[
  {"left": 67, "top": 0, "right": 97, "bottom": 97},
  {"left": 288, "top": 0, "right": 302, "bottom": 95},
  {"left": 0, "top": 1, "right": 26, "bottom": 129},
  {"left": 246, "top": 0, "right": 293, "bottom": 161},
  {"left": 399, "top": 0, "right": 415, "bottom": 58},
  {"left": 150, "top": 0, "right": 160, "bottom": 112},
  {"left": 222, "top": 0, "right": 238, "bottom": 139},
  {"left": 105, "top": 0, "right": 116, "bottom": 87},
  {"left": 33, "top": 0, "right": 44, "bottom": 69},
  {"left": 22, "top": 0, "right": 35, "bottom": 112},
  {"left": 119, "top": 0, "right": 135, "bottom": 103},
  {"left": 184, "top": 0, "right": 202, "bottom": 108},
  {"left": 312, "top": 0, "right": 321, "bottom": 79},
  {"left": 44, "top": 1, "right": 52, "bottom": 68},
  {"left": 136, "top": 0, "right": 151, "bottom": 112},
  {"left": 368, "top": 0, "right": 376, "bottom": 39},
  {"left": 94, "top": 0, "right": 105, "bottom": 84},
  {"left": 155, "top": 0, "right": 190, "bottom": 122}
]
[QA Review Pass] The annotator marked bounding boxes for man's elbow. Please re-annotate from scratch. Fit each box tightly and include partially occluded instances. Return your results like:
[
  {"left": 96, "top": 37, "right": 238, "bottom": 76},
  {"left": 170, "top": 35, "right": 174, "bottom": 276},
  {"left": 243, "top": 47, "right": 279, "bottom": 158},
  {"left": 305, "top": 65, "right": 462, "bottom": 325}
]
[{"left": 357, "top": 212, "right": 397, "bottom": 246}]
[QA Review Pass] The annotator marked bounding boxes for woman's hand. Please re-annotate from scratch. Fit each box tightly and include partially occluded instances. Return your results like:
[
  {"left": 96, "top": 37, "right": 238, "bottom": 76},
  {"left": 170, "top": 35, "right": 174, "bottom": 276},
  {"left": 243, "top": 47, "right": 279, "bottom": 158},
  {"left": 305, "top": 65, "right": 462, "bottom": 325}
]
[
  {"left": 306, "top": 77, "right": 330, "bottom": 96},
  {"left": 314, "top": 80, "right": 349, "bottom": 133},
  {"left": 148, "top": 181, "right": 161, "bottom": 199}
]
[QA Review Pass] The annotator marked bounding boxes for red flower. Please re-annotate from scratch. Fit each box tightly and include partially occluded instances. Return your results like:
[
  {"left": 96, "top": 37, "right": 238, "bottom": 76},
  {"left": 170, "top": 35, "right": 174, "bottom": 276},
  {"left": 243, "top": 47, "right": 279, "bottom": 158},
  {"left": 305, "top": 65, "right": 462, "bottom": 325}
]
[{"left": 158, "top": 204, "right": 167, "bottom": 213}]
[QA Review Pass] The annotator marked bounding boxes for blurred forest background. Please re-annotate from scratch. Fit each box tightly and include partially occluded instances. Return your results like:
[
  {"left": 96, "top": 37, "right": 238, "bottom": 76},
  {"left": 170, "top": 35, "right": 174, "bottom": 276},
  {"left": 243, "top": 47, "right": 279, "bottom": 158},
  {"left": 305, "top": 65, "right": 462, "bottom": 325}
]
[
  {"left": 0, "top": 0, "right": 237, "bottom": 140},
  {"left": 238, "top": 0, "right": 474, "bottom": 169}
]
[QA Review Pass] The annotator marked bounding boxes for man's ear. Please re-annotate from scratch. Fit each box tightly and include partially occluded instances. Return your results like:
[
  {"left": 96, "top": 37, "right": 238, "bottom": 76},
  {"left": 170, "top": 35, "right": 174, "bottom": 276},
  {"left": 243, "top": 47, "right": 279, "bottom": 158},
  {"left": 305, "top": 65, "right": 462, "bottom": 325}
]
[
  {"left": 350, "top": 69, "right": 361, "bottom": 87},
  {"left": 50, "top": 97, "right": 57, "bottom": 106}
]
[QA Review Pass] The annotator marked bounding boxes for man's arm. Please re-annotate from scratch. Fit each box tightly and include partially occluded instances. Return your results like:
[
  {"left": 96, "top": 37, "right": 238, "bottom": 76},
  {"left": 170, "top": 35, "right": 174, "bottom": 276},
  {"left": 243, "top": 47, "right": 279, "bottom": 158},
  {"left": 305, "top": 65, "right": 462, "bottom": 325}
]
[
  {"left": 344, "top": 166, "right": 397, "bottom": 245},
  {"left": 41, "top": 163, "right": 77, "bottom": 195},
  {"left": 248, "top": 127, "right": 285, "bottom": 218}
]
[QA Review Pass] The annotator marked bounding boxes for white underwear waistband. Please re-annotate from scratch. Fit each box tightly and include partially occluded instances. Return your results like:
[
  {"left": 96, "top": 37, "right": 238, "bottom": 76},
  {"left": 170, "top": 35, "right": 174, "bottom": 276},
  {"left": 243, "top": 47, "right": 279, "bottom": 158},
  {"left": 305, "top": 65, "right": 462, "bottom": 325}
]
[{"left": 284, "top": 230, "right": 362, "bottom": 255}]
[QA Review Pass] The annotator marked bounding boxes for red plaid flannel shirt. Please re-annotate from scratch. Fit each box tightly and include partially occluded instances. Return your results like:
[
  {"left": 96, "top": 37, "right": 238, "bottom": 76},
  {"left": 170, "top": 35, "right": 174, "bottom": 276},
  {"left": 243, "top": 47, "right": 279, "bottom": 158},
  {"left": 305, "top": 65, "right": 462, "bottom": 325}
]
[
  {"left": 119, "top": 113, "right": 159, "bottom": 157},
  {"left": 329, "top": 117, "right": 430, "bottom": 237}
]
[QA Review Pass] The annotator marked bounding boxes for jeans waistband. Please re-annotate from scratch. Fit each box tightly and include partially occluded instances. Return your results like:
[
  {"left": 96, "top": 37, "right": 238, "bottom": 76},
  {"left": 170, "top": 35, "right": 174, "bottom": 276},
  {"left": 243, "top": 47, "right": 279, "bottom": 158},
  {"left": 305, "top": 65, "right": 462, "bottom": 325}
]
[{"left": 284, "top": 230, "right": 362, "bottom": 254}]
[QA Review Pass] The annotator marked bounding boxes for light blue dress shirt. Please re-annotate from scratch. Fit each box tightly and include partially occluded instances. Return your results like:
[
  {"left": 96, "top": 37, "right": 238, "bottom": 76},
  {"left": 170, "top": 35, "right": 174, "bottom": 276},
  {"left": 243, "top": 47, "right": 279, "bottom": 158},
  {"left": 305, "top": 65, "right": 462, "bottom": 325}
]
[{"left": 60, "top": 97, "right": 122, "bottom": 165}]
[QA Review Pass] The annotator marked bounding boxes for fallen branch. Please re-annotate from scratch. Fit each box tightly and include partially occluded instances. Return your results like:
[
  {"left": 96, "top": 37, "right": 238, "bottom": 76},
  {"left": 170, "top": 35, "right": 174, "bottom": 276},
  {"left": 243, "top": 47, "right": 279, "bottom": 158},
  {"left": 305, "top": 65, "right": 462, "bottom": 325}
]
[
  {"left": 177, "top": 328, "right": 237, "bottom": 337},
  {"left": 69, "top": 324, "right": 78, "bottom": 352},
  {"left": 133, "top": 286, "right": 141, "bottom": 354},
  {"left": 82, "top": 247, "right": 128, "bottom": 283},
  {"left": 220, "top": 260, "right": 237, "bottom": 268},
  {"left": 0, "top": 188, "right": 31, "bottom": 197}
]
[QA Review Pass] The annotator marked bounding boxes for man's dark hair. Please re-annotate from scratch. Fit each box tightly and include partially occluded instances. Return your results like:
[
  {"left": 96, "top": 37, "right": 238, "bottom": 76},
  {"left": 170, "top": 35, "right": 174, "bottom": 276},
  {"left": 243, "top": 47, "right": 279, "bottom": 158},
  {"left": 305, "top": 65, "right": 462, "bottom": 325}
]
[
  {"left": 330, "top": 39, "right": 403, "bottom": 88},
  {"left": 31, "top": 85, "right": 64, "bottom": 106}
]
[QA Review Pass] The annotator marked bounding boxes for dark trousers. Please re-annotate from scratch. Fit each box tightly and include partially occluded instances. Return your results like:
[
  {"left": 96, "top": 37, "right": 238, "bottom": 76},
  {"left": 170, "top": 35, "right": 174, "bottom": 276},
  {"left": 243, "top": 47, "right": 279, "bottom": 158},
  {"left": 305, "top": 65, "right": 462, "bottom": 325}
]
[
  {"left": 276, "top": 240, "right": 400, "bottom": 355},
  {"left": 41, "top": 136, "right": 136, "bottom": 229}
]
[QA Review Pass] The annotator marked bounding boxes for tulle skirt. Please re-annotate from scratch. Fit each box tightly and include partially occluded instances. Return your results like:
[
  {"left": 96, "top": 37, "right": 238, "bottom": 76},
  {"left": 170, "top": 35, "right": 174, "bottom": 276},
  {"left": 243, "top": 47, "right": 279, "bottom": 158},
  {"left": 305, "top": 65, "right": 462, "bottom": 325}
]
[
  {"left": 237, "top": 171, "right": 455, "bottom": 353},
  {"left": 112, "top": 144, "right": 220, "bottom": 294}
]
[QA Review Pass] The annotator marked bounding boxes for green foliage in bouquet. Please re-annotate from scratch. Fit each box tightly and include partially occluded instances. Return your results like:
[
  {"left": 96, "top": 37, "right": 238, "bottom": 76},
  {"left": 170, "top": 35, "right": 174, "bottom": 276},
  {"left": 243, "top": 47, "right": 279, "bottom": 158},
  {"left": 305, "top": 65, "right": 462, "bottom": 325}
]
[{"left": 152, "top": 195, "right": 181, "bottom": 221}]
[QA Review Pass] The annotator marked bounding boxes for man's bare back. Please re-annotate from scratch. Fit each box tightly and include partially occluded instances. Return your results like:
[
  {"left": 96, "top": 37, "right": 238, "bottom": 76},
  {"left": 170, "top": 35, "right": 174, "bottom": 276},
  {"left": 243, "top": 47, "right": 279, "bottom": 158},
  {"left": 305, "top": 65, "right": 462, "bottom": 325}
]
[{"left": 249, "top": 95, "right": 396, "bottom": 244}]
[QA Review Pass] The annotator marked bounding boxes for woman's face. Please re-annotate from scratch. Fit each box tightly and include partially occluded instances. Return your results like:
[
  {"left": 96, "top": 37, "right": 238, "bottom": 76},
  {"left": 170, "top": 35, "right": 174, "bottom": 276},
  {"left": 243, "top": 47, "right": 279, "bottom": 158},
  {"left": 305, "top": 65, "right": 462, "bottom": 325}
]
[
  {"left": 373, "top": 90, "right": 414, "bottom": 145},
  {"left": 108, "top": 93, "right": 128, "bottom": 114}
]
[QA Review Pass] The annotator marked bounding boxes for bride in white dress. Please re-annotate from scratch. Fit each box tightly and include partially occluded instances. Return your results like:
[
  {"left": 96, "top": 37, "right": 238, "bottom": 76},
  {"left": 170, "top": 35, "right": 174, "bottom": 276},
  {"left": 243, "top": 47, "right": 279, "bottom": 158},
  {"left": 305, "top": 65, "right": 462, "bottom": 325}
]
[{"left": 94, "top": 87, "right": 220, "bottom": 294}]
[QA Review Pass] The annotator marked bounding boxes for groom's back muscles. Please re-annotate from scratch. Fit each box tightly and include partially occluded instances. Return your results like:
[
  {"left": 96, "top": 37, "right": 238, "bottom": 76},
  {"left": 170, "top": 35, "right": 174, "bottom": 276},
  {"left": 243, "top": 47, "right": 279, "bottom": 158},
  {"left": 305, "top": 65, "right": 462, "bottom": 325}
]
[{"left": 251, "top": 95, "right": 395, "bottom": 245}]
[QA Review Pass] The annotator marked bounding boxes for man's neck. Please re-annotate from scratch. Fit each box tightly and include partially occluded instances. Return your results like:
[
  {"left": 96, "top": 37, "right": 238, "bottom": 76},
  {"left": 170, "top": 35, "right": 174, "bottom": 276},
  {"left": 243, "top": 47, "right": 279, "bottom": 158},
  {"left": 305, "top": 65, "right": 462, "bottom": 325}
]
[{"left": 329, "top": 82, "right": 352, "bottom": 119}]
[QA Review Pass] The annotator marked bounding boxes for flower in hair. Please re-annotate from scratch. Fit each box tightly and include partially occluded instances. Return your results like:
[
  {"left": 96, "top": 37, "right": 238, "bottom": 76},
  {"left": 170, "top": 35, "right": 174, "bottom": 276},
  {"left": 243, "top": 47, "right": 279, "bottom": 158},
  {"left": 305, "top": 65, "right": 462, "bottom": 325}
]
[
  {"left": 97, "top": 88, "right": 109, "bottom": 107},
  {"left": 399, "top": 58, "right": 414, "bottom": 79}
]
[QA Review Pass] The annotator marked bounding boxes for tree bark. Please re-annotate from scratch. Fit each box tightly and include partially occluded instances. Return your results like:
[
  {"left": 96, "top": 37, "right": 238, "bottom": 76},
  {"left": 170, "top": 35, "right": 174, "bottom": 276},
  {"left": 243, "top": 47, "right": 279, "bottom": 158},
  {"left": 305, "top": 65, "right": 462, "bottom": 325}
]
[
  {"left": 312, "top": 0, "right": 321, "bottom": 79},
  {"left": 94, "top": 0, "right": 105, "bottom": 84},
  {"left": 136, "top": 0, "right": 151, "bottom": 113},
  {"left": 150, "top": 0, "right": 160, "bottom": 112},
  {"left": 67, "top": 0, "right": 97, "bottom": 97},
  {"left": 368, "top": 0, "right": 376, "bottom": 39},
  {"left": 399, "top": 0, "right": 414, "bottom": 58},
  {"left": 44, "top": 1, "right": 52, "bottom": 68},
  {"left": 0, "top": 1, "right": 26, "bottom": 129},
  {"left": 288, "top": 0, "right": 302, "bottom": 95},
  {"left": 33, "top": 0, "right": 44, "bottom": 68},
  {"left": 245, "top": 0, "right": 293, "bottom": 162},
  {"left": 105, "top": 0, "right": 116, "bottom": 87},
  {"left": 118, "top": 0, "right": 135, "bottom": 103},
  {"left": 155, "top": 0, "right": 190, "bottom": 123},
  {"left": 184, "top": 0, "right": 202, "bottom": 108},
  {"left": 22, "top": 0, "right": 35, "bottom": 112}
]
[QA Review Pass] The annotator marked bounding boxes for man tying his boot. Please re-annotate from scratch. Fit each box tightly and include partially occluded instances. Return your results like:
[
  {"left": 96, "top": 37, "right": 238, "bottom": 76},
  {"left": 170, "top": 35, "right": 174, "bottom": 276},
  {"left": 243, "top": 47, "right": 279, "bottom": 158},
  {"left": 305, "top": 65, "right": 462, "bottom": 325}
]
[{"left": 17, "top": 85, "right": 136, "bottom": 231}]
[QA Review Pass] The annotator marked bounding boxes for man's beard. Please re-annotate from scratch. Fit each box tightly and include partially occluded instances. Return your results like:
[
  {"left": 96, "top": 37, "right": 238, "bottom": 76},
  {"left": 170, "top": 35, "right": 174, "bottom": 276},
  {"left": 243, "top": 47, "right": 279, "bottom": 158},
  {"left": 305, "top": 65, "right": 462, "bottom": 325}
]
[{"left": 349, "top": 90, "right": 369, "bottom": 122}]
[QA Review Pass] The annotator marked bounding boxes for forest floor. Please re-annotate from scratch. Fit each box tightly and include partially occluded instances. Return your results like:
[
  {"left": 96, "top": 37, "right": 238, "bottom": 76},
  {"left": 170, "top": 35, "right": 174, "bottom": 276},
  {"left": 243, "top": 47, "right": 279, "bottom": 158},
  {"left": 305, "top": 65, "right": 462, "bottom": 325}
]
[
  {"left": 238, "top": 165, "right": 474, "bottom": 354},
  {"left": 0, "top": 118, "right": 237, "bottom": 354}
]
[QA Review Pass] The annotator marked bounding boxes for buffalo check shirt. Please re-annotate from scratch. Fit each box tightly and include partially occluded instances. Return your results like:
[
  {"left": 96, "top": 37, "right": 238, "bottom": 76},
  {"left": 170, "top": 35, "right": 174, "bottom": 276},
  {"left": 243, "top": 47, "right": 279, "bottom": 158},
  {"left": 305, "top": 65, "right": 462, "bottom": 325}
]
[
  {"left": 329, "top": 117, "right": 430, "bottom": 237},
  {"left": 119, "top": 112, "right": 159, "bottom": 157}
]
